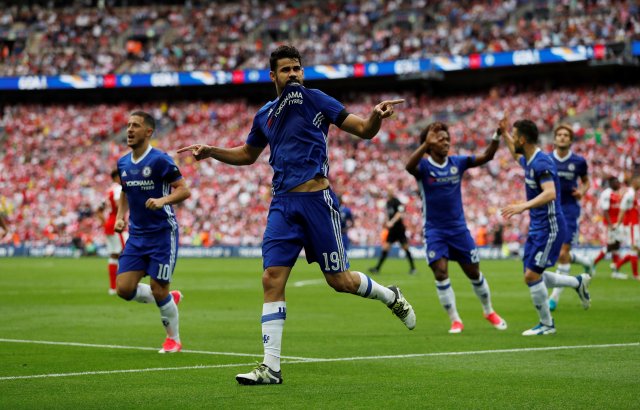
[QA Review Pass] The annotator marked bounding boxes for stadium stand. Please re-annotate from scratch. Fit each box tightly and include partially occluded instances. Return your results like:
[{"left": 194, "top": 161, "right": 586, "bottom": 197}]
[
  {"left": 1, "top": 84, "right": 638, "bottom": 249},
  {"left": 1, "top": 0, "right": 638, "bottom": 75}
]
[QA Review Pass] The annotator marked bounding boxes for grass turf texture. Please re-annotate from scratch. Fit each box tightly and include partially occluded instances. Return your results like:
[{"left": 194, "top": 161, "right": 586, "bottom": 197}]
[{"left": 0, "top": 257, "right": 638, "bottom": 409}]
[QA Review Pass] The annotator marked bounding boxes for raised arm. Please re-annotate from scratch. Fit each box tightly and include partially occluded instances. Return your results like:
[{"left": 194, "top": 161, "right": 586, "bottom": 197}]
[
  {"left": 406, "top": 140, "right": 429, "bottom": 177},
  {"left": 339, "top": 99, "right": 404, "bottom": 140},
  {"left": 470, "top": 131, "right": 500, "bottom": 167},
  {"left": 177, "top": 143, "right": 265, "bottom": 166},
  {"left": 498, "top": 112, "right": 522, "bottom": 162},
  {"left": 501, "top": 180, "right": 556, "bottom": 219}
]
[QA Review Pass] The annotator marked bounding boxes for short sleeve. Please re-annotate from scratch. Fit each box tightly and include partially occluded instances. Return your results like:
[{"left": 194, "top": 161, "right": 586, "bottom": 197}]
[
  {"left": 246, "top": 114, "right": 269, "bottom": 148},
  {"left": 161, "top": 154, "right": 182, "bottom": 184},
  {"left": 312, "top": 89, "right": 346, "bottom": 125},
  {"left": 578, "top": 157, "right": 588, "bottom": 177}
]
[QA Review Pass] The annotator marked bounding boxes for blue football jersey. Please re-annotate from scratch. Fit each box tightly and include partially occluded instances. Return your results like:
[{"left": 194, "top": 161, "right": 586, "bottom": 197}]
[
  {"left": 551, "top": 150, "right": 588, "bottom": 213},
  {"left": 117, "top": 146, "right": 183, "bottom": 235},
  {"left": 415, "top": 155, "right": 474, "bottom": 230},
  {"left": 520, "top": 149, "right": 565, "bottom": 232},
  {"left": 245, "top": 83, "right": 346, "bottom": 195}
]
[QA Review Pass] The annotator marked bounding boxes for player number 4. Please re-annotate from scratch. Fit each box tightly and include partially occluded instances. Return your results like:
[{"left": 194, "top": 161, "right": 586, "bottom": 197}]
[{"left": 322, "top": 252, "right": 341, "bottom": 271}]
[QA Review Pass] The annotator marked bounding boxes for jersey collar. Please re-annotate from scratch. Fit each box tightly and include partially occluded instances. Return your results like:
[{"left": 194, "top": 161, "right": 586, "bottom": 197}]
[
  {"left": 553, "top": 150, "right": 572, "bottom": 162},
  {"left": 526, "top": 148, "right": 542, "bottom": 166},
  {"left": 427, "top": 156, "right": 449, "bottom": 169},
  {"left": 131, "top": 145, "right": 152, "bottom": 164}
]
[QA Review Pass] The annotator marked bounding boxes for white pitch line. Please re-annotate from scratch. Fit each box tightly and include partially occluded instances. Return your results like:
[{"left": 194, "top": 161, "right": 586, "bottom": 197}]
[
  {"left": 0, "top": 363, "right": 254, "bottom": 381},
  {"left": 292, "top": 279, "right": 325, "bottom": 287},
  {"left": 0, "top": 342, "right": 637, "bottom": 382},
  {"left": 0, "top": 338, "right": 320, "bottom": 361}
]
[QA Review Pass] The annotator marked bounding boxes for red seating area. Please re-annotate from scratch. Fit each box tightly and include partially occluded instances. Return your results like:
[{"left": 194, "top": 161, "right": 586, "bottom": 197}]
[{"left": 1, "top": 84, "right": 638, "bottom": 249}]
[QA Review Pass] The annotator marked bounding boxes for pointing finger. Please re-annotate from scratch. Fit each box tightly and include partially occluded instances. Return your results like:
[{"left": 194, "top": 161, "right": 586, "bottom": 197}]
[{"left": 176, "top": 145, "right": 199, "bottom": 154}]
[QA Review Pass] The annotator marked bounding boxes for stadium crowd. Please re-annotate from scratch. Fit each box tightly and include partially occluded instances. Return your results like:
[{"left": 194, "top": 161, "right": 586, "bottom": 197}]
[
  {"left": 1, "top": 84, "right": 638, "bottom": 251},
  {"left": 1, "top": 0, "right": 639, "bottom": 76}
]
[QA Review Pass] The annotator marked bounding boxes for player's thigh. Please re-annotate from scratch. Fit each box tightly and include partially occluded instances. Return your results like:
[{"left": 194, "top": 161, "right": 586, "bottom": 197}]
[
  {"left": 448, "top": 229, "right": 480, "bottom": 265},
  {"left": 300, "top": 190, "right": 349, "bottom": 274},
  {"left": 523, "top": 230, "right": 562, "bottom": 274},
  {"left": 425, "top": 231, "right": 450, "bottom": 266},
  {"left": 262, "top": 199, "right": 304, "bottom": 270},
  {"left": 147, "top": 229, "right": 179, "bottom": 284}
]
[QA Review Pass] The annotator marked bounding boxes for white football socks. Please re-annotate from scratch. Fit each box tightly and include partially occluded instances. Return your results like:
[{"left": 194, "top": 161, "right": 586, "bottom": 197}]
[
  {"left": 354, "top": 271, "right": 395, "bottom": 306},
  {"left": 131, "top": 283, "right": 154, "bottom": 303},
  {"left": 470, "top": 273, "right": 493, "bottom": 315},
  {"left": 549, "top": 263, "right": 571, "bottom": 302},
  {"left": 436, "top": 278, "right": 461, "bottom": 323},
  {"left": 543, "top": 270, "right": 579, "bottom": 288},
  {"left": 262, "top": 301, "right": 286, "bottom": 372},
  {"left": 158, "top": 294, "right": 180, "bottom": 343},
  {"left": 528, "top": 279, "right": 553, "bottom": 326}
]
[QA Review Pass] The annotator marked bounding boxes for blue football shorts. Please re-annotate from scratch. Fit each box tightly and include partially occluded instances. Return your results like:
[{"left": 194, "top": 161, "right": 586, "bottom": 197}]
[
  {"left": 118, "top": 229, "right": 179, "bottom": 283},
  {"left": 262, "top": 188, "right": 350, "bottom": 274},
  {"left": 523, "top": 222, "right": 566, "bottom": 274},
  {"left": 561, "top": 205, "right": 581, "bottom": 245},
  {"left": 424, "top": 227, "right": 479, "bottom": 265}
]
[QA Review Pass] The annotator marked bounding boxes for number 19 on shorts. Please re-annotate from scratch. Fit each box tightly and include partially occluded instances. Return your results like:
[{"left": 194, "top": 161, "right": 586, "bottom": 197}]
[{"left": 322, "top": 252, "right": 341, "bottom": 272}]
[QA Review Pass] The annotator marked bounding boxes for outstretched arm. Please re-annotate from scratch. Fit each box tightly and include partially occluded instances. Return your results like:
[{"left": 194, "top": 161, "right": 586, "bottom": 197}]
[
  {"left": 470, "top": 132, "right": 500, "bottom": 167},
  {"left": 406, "top": 140, "right": 429, "bottom": 177},
  {"left": 177, "top": 143, "right": 265, "bottom": 166},
  {"left": 339, "top": 99, "right": 404, "bottom": 140}
]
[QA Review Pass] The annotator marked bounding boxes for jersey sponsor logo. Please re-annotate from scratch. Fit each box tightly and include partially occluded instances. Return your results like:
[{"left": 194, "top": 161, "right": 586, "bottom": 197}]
[
  {"left": 525, "top": 177, "right": 537, "bottom": 189},
  {"left": 125, "top": 179, "right": 155, "bottom": 190},
  {"left": 273, "top": 91, "right": 303, "bottom": 120},
  {"left": 142, "top": 166, "right": 152, "bottom": 177},
  {"left": 558, "top": 171, "right": 575, "bottom": 179}
]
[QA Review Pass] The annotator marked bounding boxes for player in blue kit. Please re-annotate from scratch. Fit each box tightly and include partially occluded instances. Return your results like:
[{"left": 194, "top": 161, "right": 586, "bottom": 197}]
[
  {"left": 499, "top": 115, "right": 591, "bottom": 336},
  {"left": 405, "top": 121, "right": 507, "bottom": 334},
  {"left": 178, "top": 45, "right": 415, "bottom": 385},
  {"left": 114, "top": 111, "right": 191, "bottom": 353},
  {"left": 548, "top": 124, "right": 593, "bottom": 311}
]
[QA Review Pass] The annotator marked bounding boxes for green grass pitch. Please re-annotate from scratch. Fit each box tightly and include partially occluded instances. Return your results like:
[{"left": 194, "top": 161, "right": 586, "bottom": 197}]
[{"left": 0, "top": 256, "right": 638, "bottom": 409}]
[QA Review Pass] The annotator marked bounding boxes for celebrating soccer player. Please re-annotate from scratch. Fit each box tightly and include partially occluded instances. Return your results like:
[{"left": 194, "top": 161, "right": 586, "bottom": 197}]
[
  {"left": 178, "top": 45, "right": 415, "bottom": 385},
  {"left": 499, "top": 114, "right": 591, "bottom": 336},
  {"left": 114, "top": 111, "right": 191, "bottom": 353},
  {"left": 405, "top": 121, "right": 507, "bottom": 334},
  {"left": 547, "top": 124, "right": 594, "bottom": 311}
]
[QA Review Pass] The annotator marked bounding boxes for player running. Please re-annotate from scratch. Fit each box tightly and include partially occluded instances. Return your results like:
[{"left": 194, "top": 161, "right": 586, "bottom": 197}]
[
  {"left": 405, "top": 121, "right": 507, "bottom": 334},
  {"left": 547, "top": 124, "right": 594, "bottom": 311},
  {"left": 115, "top": 111, "right": 191, "bottom": 353},
  {"left": 178, "top": 45, "right": 415, "bottom": 385},
  {"left": 499, "top": 114, "right": 591, "bottom": 336}
]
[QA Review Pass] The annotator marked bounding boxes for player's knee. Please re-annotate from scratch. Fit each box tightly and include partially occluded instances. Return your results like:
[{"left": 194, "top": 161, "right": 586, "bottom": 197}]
[{"left": 116, "top": 286, "right": 135, "bottom": 300}]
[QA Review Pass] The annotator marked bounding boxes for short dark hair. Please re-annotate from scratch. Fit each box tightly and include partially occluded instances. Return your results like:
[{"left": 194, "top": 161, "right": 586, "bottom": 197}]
[
  {"left": 419, "top": 121, "right": 449, "bottom": 144},
  {"left": 554, "top": 124, "right": 574, "bottom": 140},
  {"left": 270, "top": 45, "right": 302, "bottom": 72},
  {"left": 513, "top": 119, "right": 539, "bottom": 144},
  {"left": 110, "top": 169, "right": 119, "bottom": 179},
  {"left": 130, "top": 111, "right": 155, "bottom": 130}
]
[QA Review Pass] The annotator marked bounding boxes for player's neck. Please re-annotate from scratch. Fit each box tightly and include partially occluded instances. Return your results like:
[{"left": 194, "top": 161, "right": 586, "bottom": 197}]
[
  {"left": 523, "top": 144, "right": 539, "bottom": 161},
  {"left": 554, "top": 147, "right": 570, "bottom": 158},
  {"left": 131, "top": 142, "right": 150, "bottom": 161},
  {"left": 430, "top": 153, "right": 447, "bottom": 165}
]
